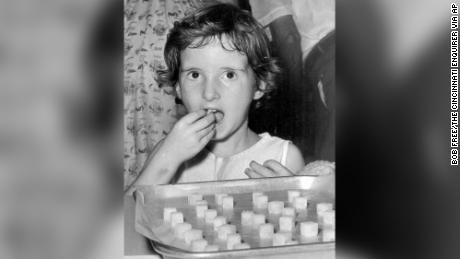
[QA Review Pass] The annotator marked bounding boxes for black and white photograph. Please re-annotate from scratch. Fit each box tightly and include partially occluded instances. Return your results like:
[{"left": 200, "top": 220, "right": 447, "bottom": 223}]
[
  {"left": 1, "top": 0, "right": 459, "bottom": 259},
  {"left": 123, "top": 0, "right": 335, "bottom": 257}
]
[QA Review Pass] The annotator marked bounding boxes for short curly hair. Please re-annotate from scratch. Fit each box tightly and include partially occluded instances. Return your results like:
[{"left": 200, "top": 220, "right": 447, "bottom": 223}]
[{"left": 157, "top": 3, "right": 279, "bottom": 95}]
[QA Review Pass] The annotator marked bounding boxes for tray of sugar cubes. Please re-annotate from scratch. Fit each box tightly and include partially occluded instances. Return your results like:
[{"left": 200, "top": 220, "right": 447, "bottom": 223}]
[{"left": 134, "top": 176, "right": 335, "bottom": 259}]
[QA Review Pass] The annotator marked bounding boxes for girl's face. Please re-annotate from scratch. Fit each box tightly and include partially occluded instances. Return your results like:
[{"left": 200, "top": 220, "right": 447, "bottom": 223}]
[{"left": 177, "top": 36, "right": 264, "bottom": 141}]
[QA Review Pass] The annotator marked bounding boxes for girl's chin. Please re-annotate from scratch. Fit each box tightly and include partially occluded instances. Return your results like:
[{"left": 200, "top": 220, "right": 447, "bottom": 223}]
[{"left": 210, "top": 127, "right": 227, "bottom": 142}]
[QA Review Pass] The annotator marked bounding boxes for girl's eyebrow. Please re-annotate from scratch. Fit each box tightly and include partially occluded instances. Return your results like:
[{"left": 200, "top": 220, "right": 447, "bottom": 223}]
[
  {"left": 180, "top": 67, "right": 202, "bottom": 73},
  {"left": 220, "top": 66, "right": 247, "bottom": 72}
]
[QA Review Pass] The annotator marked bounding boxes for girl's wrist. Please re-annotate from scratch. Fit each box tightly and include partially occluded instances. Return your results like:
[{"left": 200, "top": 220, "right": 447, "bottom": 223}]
[{"left": 155, "top": 145, "right": 184, "bottom": 169}]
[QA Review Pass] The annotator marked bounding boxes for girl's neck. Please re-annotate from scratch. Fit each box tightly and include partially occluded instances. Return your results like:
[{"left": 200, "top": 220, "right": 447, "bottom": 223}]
[{"left": 207, "top": 122, "right": 260, "bottom": 158}]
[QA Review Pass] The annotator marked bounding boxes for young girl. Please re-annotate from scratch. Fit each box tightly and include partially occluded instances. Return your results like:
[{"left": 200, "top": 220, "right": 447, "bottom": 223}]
[{"left": 131, "top": 3, "right": 304, "bottom": 187}]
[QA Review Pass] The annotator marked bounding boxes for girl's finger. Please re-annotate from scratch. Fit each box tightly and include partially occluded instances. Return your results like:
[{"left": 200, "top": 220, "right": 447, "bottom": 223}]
[
  {"left": 190, "top": 112, "right": 216, "bottom": 131},
  {"left": 197, "top": 122, "right": 215, "bottom": 140},
  {"left": 262, "top": 160, "right": 294, "bottom": 176},
  {"left": 198, "top": 124, "right": 216, "bottom": 145},
  {"left": 182, "top": 109, "right": 207, "bottom": 124},
  {"left": 244, "top": 168, "right": 262, "bottom": 178},
  {"left": 249, "top": 161, "right": 277, "bottom": 177}
]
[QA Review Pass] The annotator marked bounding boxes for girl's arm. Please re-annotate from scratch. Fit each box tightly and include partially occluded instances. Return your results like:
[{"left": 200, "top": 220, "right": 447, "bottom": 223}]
[
  {"left": 125, "top": 110, "right": 216, "bottom": 194},
  {"left": 244, "top": 143, "right": 304, "bottom": 178},
  {"left": 132, "top": 139, "right": 181, "bottom": 186},
  {"left": 284, "top": 142, "right": 305, "bottom": 174}
]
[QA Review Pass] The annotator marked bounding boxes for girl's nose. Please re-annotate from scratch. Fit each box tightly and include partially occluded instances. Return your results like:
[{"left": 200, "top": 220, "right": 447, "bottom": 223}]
[{"left": 202, "top": 79, "right": 220, "bottom": 101}]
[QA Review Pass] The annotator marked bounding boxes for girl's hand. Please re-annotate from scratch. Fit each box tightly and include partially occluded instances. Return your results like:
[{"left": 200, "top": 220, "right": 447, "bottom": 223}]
[
  {"left": 244, "top": 160, "right": 294, "bottom": 178},
  {"left": 160, "top": 109, "right": 216, "bottom": 164}
]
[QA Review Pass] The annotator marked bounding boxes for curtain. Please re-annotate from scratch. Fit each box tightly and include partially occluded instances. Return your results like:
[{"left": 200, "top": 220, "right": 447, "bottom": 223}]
[{"left": 124, "top": 0, "right": 206, "bottom": 189}]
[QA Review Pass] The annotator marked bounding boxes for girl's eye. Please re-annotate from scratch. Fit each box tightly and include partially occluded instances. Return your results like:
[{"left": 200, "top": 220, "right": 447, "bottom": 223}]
[
  {"left": 188, "top": 72, "right": 200, "bottom": 79},
  {"left": 224, "top": 71, "right": 236, "bottom": 80}
]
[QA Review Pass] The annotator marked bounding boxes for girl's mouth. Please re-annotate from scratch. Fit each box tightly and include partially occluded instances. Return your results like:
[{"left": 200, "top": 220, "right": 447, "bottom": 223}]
[{"left": 205, "top": 108, "right": 224, "bottom": 124}]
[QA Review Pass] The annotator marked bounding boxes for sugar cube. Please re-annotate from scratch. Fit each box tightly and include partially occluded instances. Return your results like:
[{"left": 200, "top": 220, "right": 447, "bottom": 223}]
[
  {"left": 222, "top": 196, "right": 234, "bottom": 210},
  {"left": 282, "top": 207, "right": 296, "bottom": 217},
  {"left": 258, "top": 223, "right": 274, "bottom": 239},
  {"left": 213, "top": 216, "right": 226, "bottom": 230},
  {"left": 174, "top": 222, "right": 192, "bottom": 238},
  {"left": 252, "top": 214, "right": 266, "bottom": 229},
  {"left": 163, "top": 207, "right": 177, "bottom": 223},
  {"left": 322, "top": 228, "right": 335, "bottom": 242},
  {"left": 188, "top": 194, "right": 203, "bottom": 205},
  {"left": 268, "top": 201, "right": 284, "bottom": 215},
  {"left": 321, "top": 210, "right": 335, "bottom": 228},
  {"left": 241, "top": 210, "right": 254, "bottom": 226},
  {"left": 317, "top": 203, "right": 333, "bottom": 215},
  {"left": 252, "top": 192, "right": 264, "bottom": 202},
  {"left": 191, "top": 239, "right": 208, "bottom": 252},
  {"left": 215, "top": 193, "right": 228, "bottom": 206},
  {"left": 226, "top": 233, "right": 242, "bottom": 249},
  {"left": 195, "top": 204, "right": 208, "bottom": 218},
  {"left": 293, "top": 196, "right": 308, "bottom": 211},
  {"left": 287, "top": 190, "right": 301, "bottom": 204},
  {"left": 217, "top": 224, "right": 237, "bottom": 240},
  {"left": 300, "top": 221, "right": 319, "bottom": 238},
  {"left": 170, "top": 212, "right": 184, "bottom": 227},
  {"left": 184, "top": 229, "right": 203, "bottom": 245},
  {"left": 204, "top": 209, "right": 217, "bottom": 223},
  {"left": 233, "top": 243, "right": 250, "bottom": 249},
  {"left": 254, "top": 195, "right": 268, "bottom": 210},
  {"left": 204, "top": 245, "right": 219, "bottom": 252},
  {"left": 279, "top": 216, "right": 295, "bottom": 232},
  {"left": 272, "top": 233, "right": 289, "bottom": 246}
]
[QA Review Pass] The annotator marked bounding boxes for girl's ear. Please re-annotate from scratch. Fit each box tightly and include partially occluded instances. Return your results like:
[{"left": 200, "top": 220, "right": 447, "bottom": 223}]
[
  {"left": 253, "top": 80, "right": 266, "bottom": 100},
  {"left": 175, "top": 83, "right": 182, "bottom": 99}
]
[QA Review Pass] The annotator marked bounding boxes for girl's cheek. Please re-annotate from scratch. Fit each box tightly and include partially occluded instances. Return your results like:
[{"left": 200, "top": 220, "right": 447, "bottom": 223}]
[{"left": 220, "top": 78, "right": 232, "bottom": 87}]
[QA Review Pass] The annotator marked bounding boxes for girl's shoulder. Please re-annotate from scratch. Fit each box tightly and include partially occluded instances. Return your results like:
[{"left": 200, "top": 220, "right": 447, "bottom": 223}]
[
  {"left": 258, "top": 132, "right": 304, "bottom": 172},
  {"left": 258, "top": 132, "right": 291, "bottom": 145}
]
